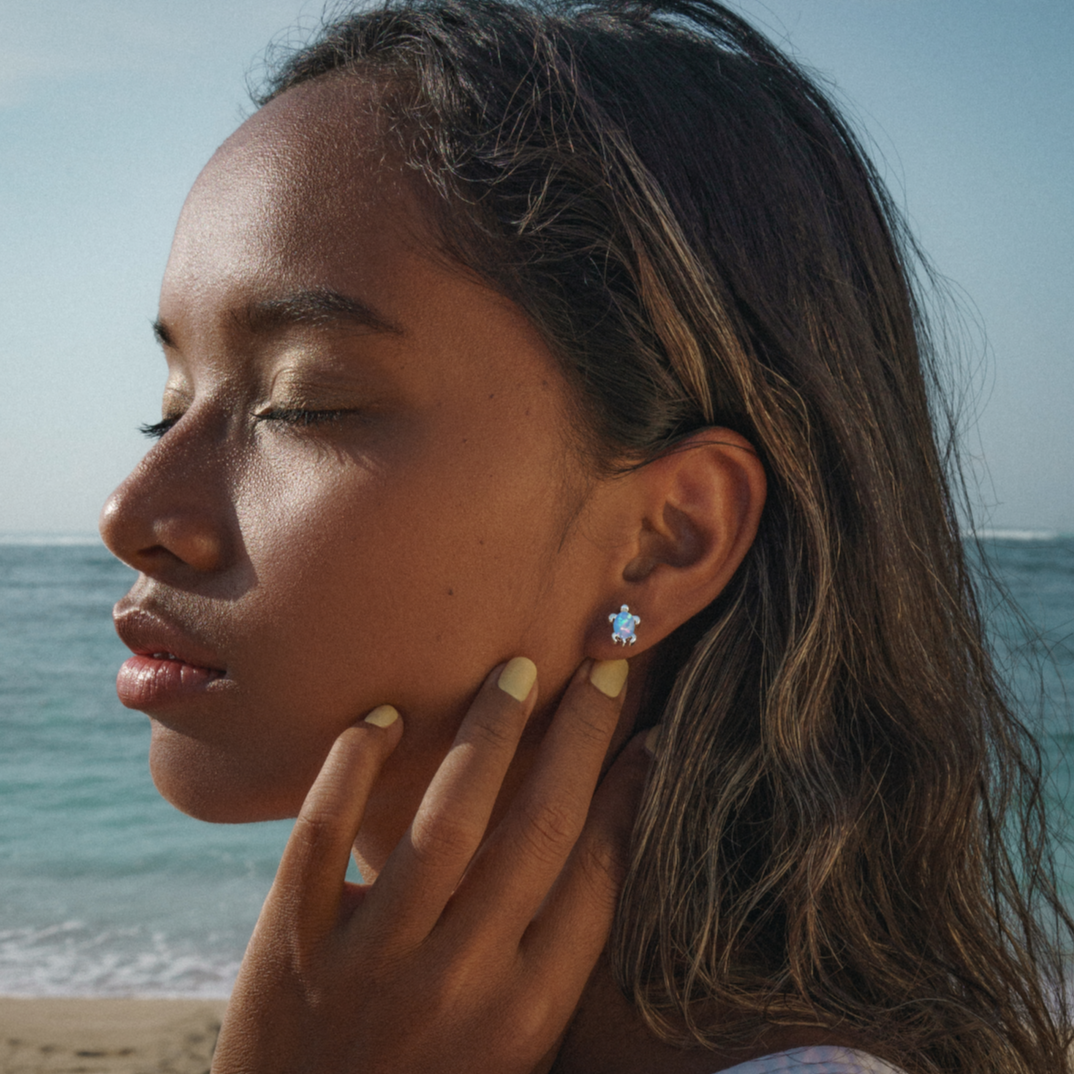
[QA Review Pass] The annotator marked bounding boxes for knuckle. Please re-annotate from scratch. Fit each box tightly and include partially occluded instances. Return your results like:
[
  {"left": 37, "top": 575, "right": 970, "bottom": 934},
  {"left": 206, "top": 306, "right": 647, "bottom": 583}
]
[
  {"left": 290, "top": 810, "right": 339, "bottom": 856},
  {"left": 429, "top": 950, "right": 477, "bottom": 1010},
  {"left": 465, "top": 712, "right": 519, "bottom": 753},
  {"left": 516, "top": 798, "right": 580, "bottom": 862},
  {"left": 569, "top": 707, "right": 615, "bottom": 749},
  {"left": 410, "top": 940, "right": 496, "bottom": 1024},
  {"left": 577, "top": 833, "right": 629, "bottom": 894},
  {"left": 409, "top": 805, "right": 483, "bottom": 868},
  {"left": 506, "top": 970, "right": 559, "bottom": 1044}
]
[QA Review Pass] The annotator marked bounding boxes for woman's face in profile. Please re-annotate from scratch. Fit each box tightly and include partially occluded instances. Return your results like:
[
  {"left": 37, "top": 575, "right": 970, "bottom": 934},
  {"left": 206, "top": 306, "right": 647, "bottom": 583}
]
[{"left": 100, "top": 78, "right": 620, "bottom": 860}]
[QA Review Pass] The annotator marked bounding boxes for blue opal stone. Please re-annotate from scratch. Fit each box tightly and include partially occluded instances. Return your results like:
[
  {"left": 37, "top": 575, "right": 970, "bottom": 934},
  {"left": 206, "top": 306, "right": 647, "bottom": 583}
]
[{"left": 611, "top": 605, "right": 639, "bottom": 644}]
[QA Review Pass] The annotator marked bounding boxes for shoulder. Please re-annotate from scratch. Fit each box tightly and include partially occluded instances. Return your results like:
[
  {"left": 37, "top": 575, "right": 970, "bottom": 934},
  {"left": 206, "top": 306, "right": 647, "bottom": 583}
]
[{"left": 715, "top": 1046, "right": 908, "bottom": 1074}]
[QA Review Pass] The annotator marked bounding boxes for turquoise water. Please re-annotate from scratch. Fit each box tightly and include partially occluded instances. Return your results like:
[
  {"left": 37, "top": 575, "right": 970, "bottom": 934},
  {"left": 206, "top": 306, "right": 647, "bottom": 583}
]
[
  {"left": 0, "top": 541, "right": 293, "bottom": 996},
  {"left": 0, "top": 534, "right": 1071, "bottom": 996}
]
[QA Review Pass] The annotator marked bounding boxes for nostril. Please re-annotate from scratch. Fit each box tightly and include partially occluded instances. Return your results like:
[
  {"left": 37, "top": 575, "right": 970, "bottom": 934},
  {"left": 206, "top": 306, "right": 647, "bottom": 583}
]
[
  {"left": 98, "top": 473, "right": 226, "bottom": 575},
  {"left": 156, "top": 522, "right": 225, "bottom": 573}
]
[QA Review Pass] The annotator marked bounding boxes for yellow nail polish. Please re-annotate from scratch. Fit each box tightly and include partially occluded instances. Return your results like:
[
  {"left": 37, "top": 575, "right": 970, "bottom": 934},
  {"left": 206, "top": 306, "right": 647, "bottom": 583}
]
[
  {"left": 589, "top": 658, "right": 629, "bottom": 699},
  {"left": 364, "top": 704, "right": 399, "bottom": 728},
  {"left": 497, "top": 656, "right": 537, "bottom": 702}
]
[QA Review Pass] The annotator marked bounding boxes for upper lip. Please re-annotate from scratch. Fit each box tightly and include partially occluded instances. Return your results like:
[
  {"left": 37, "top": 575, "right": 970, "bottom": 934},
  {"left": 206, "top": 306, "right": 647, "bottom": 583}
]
[{"left": 113, "top": 602, "right": 227, "bottom": 672}]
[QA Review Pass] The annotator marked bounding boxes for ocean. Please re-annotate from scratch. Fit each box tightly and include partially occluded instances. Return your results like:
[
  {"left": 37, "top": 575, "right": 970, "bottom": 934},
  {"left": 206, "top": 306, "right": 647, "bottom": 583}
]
[{"left": 1, "top": 534, "right": 1071, "bottom": 997}]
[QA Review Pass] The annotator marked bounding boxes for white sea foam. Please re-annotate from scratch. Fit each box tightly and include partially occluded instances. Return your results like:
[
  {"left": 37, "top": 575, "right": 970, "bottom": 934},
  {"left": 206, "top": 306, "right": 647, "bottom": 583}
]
[
  {"left": 0, "top": 921, "right": 239, "bottom": 998},
  {"left": 975, "top": 528, "right": 1064, "bottom": 542}
]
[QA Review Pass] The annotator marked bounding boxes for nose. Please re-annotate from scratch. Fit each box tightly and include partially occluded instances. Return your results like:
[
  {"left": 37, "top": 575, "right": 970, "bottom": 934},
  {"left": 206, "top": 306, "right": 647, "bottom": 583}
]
[{"left": 99, "top": 418, "right": 230, "bottom": 577}]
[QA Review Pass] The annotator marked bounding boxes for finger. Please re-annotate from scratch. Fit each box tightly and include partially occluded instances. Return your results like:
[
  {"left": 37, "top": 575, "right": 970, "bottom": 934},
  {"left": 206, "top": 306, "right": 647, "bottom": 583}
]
[
  {"left": 358, "top": 657, "right": 538, "bottom": 947},
  {"left": 270, "top": 705, "right": 403, "bottom": 936},
  {"left": 451, "top": 658, "right": 630, "bottom": 934},
  {"left": 525, "top": 726, "right": 652, "bottom": 988}
]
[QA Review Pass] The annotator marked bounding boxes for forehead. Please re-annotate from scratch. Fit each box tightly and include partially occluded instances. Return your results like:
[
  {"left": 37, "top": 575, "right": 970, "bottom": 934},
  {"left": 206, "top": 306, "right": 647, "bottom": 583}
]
[
  {"left": 156, "top": 75, "right": 583, "bottom": 438},
  {"left": 164, "top": 76, "right": 424, "bottom": 296}
]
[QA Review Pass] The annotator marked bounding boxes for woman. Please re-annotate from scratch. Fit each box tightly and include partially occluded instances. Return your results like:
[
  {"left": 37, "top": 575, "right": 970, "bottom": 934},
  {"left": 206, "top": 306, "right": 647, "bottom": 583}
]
[{"left": 98, "top": 0, "right": 1073, "bottom": 1070}]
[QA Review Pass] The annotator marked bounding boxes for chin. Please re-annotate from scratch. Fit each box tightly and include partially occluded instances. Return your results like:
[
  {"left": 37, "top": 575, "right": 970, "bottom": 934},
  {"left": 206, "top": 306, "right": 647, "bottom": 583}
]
[{"left": 147, "top": 724, "right": 310, "bottom": 823}]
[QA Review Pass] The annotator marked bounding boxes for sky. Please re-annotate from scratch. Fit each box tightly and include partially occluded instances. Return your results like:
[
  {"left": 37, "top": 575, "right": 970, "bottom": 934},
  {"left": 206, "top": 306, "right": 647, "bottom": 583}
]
[{"left": 1, "top": 0, "right": 1071, "bottom": 536}]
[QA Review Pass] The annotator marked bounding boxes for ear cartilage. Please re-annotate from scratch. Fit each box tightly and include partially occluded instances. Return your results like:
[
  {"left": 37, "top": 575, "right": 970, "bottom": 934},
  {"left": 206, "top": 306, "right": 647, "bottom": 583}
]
[{"left": 609, "top": 604, "right": 640, "bottom": 646}]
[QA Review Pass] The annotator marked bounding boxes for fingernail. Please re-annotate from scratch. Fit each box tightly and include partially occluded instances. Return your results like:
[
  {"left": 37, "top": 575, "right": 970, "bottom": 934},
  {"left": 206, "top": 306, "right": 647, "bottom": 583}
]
[
  {"left": 498, "top": 657, "right": 537, "bottom": 702},
  {"left": 364, "top": 704, "right": 400, "bottom": 728},
  {"left": 644, "top": 724, "right": 663, "bottom": 756},
  {"left": 589, "top": 658, "right": 629, "bottom": 699}
]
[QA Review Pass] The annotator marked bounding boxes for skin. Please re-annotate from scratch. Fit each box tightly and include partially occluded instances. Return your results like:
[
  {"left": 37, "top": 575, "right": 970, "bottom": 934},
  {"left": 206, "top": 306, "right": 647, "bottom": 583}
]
[
  {"left": 100, "top": 75, "right": 779, "bottom": 1072},
  {"left": 101, "top": 75, "right": 633, "bottom": 847}
]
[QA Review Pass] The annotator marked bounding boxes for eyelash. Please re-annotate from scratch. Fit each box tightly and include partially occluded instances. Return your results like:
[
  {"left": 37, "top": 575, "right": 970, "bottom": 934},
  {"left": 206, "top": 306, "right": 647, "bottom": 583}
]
[
  {"left": 139, "top": 417, "right": 180, "bottom": 440},
  {"left": 254, "top": 407, "right": 354, "bottom": 428},
  {"left": 138, "top": 409, "right": 355, "bottom": 440}
]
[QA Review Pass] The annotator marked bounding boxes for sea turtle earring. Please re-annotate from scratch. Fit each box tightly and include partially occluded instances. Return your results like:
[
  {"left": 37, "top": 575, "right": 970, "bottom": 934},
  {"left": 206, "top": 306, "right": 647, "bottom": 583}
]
[{"left": 609, "top": 604, "right": 641, "bottom": 646}]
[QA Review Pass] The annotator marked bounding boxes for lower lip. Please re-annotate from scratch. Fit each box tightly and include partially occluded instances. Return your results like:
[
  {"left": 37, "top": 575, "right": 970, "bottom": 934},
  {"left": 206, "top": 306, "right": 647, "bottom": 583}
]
[{"left": 116, "top": 655, "right": 225, "bottom": 709}]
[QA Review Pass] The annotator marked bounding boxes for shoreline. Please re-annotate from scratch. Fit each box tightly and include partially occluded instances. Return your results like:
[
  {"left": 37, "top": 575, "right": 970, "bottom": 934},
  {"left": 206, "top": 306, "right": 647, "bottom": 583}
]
[{"left": 0, "top": 996, "right": 227, "bottom": 1074}]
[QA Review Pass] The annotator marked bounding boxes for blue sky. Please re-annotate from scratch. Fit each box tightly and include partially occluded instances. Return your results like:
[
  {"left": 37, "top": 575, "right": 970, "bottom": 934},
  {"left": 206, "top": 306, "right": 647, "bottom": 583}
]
[{"left": 2, "top": 0, "right": 1071, "bottom": 534}]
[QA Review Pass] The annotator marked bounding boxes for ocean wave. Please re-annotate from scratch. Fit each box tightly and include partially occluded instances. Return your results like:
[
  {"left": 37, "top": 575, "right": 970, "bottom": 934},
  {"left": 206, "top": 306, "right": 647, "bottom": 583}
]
[
  {"left": 0, "top": 920, "right": 240, "bottom": 998},
  {"left": 975, "top": 529, "right": 1065, "bottom": 542}
]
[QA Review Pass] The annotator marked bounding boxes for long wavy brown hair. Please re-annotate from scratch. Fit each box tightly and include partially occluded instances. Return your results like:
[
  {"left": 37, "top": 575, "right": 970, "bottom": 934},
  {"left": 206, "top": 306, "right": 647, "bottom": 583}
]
[{"left": 257, "top": 2, "right": 1074, "bottom": 1070}]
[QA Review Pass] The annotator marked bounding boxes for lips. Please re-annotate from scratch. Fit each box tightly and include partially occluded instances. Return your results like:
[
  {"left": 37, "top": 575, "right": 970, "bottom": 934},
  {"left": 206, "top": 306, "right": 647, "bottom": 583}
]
[{"left": 113, "top": 604, "right": 227, "bottom": 710}]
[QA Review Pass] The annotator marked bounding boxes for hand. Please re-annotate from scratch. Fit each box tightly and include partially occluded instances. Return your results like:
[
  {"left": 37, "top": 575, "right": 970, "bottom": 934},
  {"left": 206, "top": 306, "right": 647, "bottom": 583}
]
[{"left": 211, "top": 657, "right": 651, "bottom": 1074}]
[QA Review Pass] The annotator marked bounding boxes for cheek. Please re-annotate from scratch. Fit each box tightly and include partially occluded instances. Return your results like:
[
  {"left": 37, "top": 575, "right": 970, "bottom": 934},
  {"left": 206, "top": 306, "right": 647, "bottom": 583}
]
[
  {"left": 210, "top": 434, "right": 587, "bottom": 793},
  {"left": 161, "top": 399, "right": 597, "bottom": 827},
  {"left": 235, "top": 434, "right": 574, "bottom": 708}
]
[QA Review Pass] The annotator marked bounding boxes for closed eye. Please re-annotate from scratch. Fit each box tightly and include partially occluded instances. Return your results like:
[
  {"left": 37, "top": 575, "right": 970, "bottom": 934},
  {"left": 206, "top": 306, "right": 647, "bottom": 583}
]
[
  {"left": 140, "top": 409, "right": 361, "bottom": 439},
  {"left": 254, "top": 407, "right": 360, "bottom": 427},
  {"left": 139, "top": 416, "right": 181, "bottom": 440}
]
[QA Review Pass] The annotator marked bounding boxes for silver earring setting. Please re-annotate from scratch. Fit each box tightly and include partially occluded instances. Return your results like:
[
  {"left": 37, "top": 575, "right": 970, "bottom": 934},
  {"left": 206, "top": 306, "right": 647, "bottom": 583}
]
[{"left": 609, "top": 604, "right": 640, "bottom": 646}]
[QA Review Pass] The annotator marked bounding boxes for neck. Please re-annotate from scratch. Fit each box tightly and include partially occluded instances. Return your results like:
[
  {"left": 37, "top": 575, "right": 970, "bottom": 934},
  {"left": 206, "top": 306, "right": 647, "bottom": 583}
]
[{"left": 548, "top": 957, "right": 846, "bottom": 1074}]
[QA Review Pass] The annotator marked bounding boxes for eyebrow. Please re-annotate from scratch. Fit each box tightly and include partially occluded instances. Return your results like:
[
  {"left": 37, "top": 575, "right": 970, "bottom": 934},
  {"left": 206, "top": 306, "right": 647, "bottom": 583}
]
[{"left": 151, "top": 287, "right": 402, "bottom": 348}]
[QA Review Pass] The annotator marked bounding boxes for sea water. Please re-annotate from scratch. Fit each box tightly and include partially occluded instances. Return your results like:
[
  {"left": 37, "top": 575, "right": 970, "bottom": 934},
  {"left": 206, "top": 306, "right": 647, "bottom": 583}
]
[
  {"left": 0, "top": 540, "right": 293, "bottom": 996},
  {"left": 0, "top": 534, "right": 1071, "bottom": 996}
]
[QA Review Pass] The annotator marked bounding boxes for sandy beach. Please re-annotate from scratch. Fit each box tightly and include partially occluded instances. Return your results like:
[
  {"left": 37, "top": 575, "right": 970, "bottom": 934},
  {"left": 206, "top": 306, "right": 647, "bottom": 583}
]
[{"left": 0, "top": 997, "right": 227, "bottom": 1074}]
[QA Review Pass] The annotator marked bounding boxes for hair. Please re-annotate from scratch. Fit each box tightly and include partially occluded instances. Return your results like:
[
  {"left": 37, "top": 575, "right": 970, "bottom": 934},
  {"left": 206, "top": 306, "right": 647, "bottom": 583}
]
[{"left": 255, "top": 2, "right": 1073, "bottom": 1070}]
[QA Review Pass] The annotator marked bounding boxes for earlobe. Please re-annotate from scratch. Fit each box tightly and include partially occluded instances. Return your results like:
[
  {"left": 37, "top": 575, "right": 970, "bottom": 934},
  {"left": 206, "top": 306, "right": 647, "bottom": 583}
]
[{"left": 587, "top": 429, "right": 765, "bottom": 659}]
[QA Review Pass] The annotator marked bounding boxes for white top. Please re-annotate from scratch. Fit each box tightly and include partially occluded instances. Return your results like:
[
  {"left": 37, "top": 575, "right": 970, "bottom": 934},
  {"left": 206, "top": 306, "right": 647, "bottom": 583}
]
[{"left": 716, "top": 1046, "right": 907, "bottom": 1074}]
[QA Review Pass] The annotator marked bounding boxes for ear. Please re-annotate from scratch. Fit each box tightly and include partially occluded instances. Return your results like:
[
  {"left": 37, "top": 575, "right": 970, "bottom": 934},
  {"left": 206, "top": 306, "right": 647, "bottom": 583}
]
[{"left": 585, "top": 429, "right": 766, "bottom": 659}]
